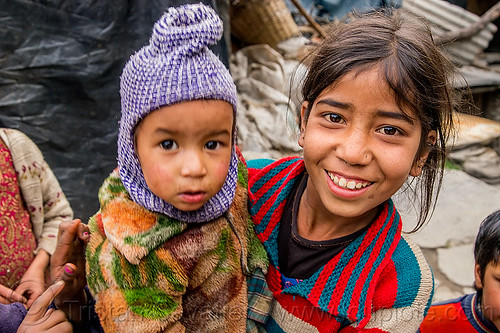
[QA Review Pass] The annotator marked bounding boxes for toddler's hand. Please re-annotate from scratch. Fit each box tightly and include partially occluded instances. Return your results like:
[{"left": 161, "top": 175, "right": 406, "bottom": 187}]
[
  {"left": 0, "top": 284, "right": 27, "bottom": 305},
  {"left": 14, "top": 276, "right": 45, "bottom": 309},
  {"left": 17, "top": 280, "right": 72, "bottom": 333}
]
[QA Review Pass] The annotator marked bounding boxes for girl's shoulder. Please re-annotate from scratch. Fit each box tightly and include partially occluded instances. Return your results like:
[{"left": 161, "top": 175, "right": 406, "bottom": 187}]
[
  {"left": 247, "top": 156, "right": 303, "bottom": 179},
  {"left": 389, "top": 234, "right": 434, "bottom": 308}
]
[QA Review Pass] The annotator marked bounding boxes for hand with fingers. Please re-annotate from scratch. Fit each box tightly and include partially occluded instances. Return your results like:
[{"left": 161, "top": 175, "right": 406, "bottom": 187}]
[
  {"left": 16, "top": 279, "right": 73, "bottom": 333},
  {"left": 0, "top": 284, "right": 27, "bottom": 306},
  {"left": 49, "top": 219, "right": 90, "bottom": 323}
]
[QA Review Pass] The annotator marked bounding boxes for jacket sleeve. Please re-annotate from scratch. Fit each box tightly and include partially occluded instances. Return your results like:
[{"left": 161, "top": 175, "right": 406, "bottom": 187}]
[{"left": 0, "top": 128, "right": 73, "bottom": 255}]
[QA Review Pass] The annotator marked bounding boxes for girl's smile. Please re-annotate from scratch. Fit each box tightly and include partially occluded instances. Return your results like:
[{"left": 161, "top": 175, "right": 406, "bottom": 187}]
[
  {"left": 325, "top": 170, "right": 372, "bottom": 200},
  {"left": 298, "top": 65, "right": 436, "bottom": 237}
]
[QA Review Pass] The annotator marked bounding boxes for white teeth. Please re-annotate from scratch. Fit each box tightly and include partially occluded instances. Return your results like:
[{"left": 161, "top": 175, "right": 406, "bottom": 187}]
[{"left": 328, "top": 172, "right": 370, "bottom": 190}]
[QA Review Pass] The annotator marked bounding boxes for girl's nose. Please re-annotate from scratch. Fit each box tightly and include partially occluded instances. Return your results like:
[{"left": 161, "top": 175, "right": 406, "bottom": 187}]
[
  {"left": 337, "top": 128, "right": 371, "bottom": 166},
  {"left": 180, "top": 149, "right": 207, "bottom": 177}
]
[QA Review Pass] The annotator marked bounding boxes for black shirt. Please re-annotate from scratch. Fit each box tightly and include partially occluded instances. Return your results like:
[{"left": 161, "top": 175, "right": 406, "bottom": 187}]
[{"left": 278, "top": 172, "right": 370, "bottom": 280}]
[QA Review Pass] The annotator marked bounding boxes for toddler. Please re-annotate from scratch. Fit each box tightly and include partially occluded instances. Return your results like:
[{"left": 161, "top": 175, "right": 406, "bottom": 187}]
[{"left": 86, "top": 4, "right": 266, "bottom": 332}]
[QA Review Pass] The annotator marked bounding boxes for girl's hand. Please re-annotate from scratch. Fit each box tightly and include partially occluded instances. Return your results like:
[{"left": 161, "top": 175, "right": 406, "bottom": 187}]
[
  {"left": 0, "top": 283, "right": 27, "bottom": 305},
  {"left": 17, "top": 280, "right": 72, "bottom": 333}
]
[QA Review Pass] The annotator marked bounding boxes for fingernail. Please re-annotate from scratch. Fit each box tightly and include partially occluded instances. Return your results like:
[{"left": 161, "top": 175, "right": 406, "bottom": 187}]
[
  {"left": 64, "top": 264, "right": 76, "bottom": 275},
  {"left": 83, "top": 231, "right": 89, "bottom": 238}
]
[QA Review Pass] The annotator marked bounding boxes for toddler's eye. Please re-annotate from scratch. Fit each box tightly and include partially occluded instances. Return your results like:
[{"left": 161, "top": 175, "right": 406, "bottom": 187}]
[
  {"left": 205, "top": 141, "right": 219, "bottom": 150},
  {"left": 160, "top": 140, "right": 177, "bottom": 150},
  {"left": 378, "top": 126, "right": 399, "bottom": 135},
  {"left": 325, "top": 113, "right": 343, "bottom": 124}
]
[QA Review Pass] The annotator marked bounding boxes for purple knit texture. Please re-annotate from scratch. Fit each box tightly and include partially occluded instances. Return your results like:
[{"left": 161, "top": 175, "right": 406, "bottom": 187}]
[{"left": 118, "top": 3, "right": 238, "bottom": 223}]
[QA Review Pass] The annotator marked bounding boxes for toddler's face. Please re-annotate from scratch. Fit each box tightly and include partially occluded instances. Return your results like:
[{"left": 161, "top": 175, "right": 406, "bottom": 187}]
[
  {"left": 475, "top": 262, "right": 500, "bottom": 330},
  {"left": 135, "top": 100, "right": 233, "bottom": 211}
]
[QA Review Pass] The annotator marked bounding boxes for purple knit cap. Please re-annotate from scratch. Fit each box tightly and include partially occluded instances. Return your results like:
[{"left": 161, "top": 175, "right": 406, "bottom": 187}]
[{"left": 118, "top": 3, "right": 238, "bottom": 223}]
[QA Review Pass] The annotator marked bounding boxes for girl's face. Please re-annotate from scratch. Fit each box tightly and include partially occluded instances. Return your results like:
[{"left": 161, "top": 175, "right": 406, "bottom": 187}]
[
  {"left": 135, "top": 100, "right": 233, "bottom": 212},
  {"left": 299, "top": 66, "right": 436, "bottom": 228}
]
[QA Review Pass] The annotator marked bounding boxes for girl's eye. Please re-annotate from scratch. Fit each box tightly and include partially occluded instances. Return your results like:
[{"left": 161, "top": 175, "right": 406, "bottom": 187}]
[
  {"left": 324, "top": 113, "right": 344, "bottom": 124},
  {"left": 378, "top": 126, "right": 400, "bottom": 136},
  {"left": 160, "top": 140, "right": 178, "bottom": 150},
  {"left": 205, "top": 141, "right": 220, "bottom": 150}
]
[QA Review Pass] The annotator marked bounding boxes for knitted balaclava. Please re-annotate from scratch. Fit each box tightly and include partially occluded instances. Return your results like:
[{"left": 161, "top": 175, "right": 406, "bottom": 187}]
[{"left": 118, "top": 3, "right": 238, "bottom": 223}]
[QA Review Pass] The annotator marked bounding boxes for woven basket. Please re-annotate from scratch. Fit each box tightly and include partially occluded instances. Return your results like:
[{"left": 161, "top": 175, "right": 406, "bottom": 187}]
[{"left": 230, "top": 0, "right": 300, "bottom": 48}]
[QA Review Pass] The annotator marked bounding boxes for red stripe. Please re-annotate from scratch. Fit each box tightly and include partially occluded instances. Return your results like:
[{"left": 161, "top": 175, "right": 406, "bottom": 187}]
[
  {"left": 347, "top": 205, "right": 397, "bottom": 322},
  {"left": 250, "top": 160, "right": 298, "bottom": 212},
  {"left": 250, "top": 161, "right": 304, "bottom": 242},
  {"left": 325, "top": 203, "right": 390, "bottom": 317},
  {"left": 308, "top": 252, "right": 342, "bottom": 305},
  {"left": 359, "top": 209, "right": 401, "bottom": 327},
  {"left": 258, "top": 200, "right": 286, "bottom": 243}
]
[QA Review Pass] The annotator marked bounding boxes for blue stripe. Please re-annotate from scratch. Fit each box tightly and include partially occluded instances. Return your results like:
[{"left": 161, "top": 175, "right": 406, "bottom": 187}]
[{"left": 356, "top": 203, "right": 400, "bottom": 320}]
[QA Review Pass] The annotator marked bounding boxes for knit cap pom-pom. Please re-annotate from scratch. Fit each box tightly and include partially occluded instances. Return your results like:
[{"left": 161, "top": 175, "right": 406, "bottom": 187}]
[{"left": 150, "top": 3, "right": 223, "bottom": 56}]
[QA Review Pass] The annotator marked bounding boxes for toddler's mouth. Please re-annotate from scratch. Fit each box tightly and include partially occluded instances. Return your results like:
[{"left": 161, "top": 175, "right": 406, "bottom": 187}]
[{"left": 179, "top": 191, "right": 206, "bottom": 203}]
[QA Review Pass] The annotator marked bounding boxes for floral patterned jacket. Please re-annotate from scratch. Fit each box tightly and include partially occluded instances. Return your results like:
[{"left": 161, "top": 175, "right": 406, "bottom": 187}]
[{"left": 0, "top": 128, "right": 73, "bottom": 255}]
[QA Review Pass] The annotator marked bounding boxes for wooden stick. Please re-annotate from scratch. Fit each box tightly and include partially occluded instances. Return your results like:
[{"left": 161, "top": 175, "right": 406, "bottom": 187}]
[
  {"left": 434, "top": 1, "right": 500, "bottom": 44},
  {"left": 288, "top": 0, "right": 327, "bottom": 38}
]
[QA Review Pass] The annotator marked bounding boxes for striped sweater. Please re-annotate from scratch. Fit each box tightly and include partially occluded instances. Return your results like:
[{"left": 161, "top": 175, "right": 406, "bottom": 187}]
[
  {"left": 86, "top": 154, "right": 268, "bottom": 332},
  {"left": 247, "top": 157, "right": 434, "bottom": 332}
]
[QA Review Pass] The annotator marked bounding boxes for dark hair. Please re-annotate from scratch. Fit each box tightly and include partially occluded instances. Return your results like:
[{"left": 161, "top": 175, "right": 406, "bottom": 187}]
[
  {"left": 297, "top": 9, "right": 456, "bottom": 231},
  {"left": 474, "top": 210, "right": 500, "bottom": 289}
]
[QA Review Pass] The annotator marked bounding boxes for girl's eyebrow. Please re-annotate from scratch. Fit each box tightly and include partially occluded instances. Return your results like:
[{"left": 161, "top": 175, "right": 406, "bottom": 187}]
[
  {"left": 317, "top": 98, "right": 415, "bottom": 125},
  {"left": 376, "top": 110, "right": 415, "bottom": 125},
  {"left": 317, "top": 99, "right": 349, "bottom": 110}
]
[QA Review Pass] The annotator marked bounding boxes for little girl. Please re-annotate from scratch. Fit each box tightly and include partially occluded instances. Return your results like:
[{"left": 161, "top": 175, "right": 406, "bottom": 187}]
[
  {"left": 85, "top": 4, "right": 266, "bottom": 332},
  {"left": 247, "top": 9, "right": 456, "bottom": 332}
]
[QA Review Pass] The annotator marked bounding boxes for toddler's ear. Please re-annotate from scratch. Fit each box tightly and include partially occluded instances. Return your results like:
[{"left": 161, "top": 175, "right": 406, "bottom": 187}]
[{"left": 298, "top": 102, "right": 308, "bottom": 148}]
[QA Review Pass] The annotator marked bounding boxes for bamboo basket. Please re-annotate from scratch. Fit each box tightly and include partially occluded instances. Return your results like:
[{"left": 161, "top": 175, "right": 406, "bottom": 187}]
[{"left": 230, "top": 0, "right": 300, "bottom": 48}]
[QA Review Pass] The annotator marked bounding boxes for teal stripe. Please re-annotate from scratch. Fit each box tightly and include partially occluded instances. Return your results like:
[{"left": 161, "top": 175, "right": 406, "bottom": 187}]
[
  {"left": 253, "top": 177, "right": 297, "bottom": 267},
  {"left": 392, "top": 236, "right": 422, "bottom": 307},
  {"left": 249, "top": 158, "right": 299, "bottom": 199},
  {"left": 337, "top": 203, "right": 395, "bottom": 319},
  {"left": 247, "top": 158, "right": 274, "bottom": 171},
  {"left": 316, "top": 227, "right": 367, "bottom": 311},
  {"left": 355, "top": 203, "right": 399, "bottom": 320},
  {"left": 284, "top": 226, "right": 369, "bottom": 310}
]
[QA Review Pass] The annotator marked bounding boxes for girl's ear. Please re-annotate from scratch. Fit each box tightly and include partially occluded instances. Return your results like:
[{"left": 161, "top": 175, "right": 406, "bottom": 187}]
[
  {"left": 298, "top": 102, "right": 308, "bottom": 148},
  {"left": 410, "top": 130, "right": 437, "bottom": 177},
  {"left": 474, "top": 263, "right": 484, "bottom": 290}
]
